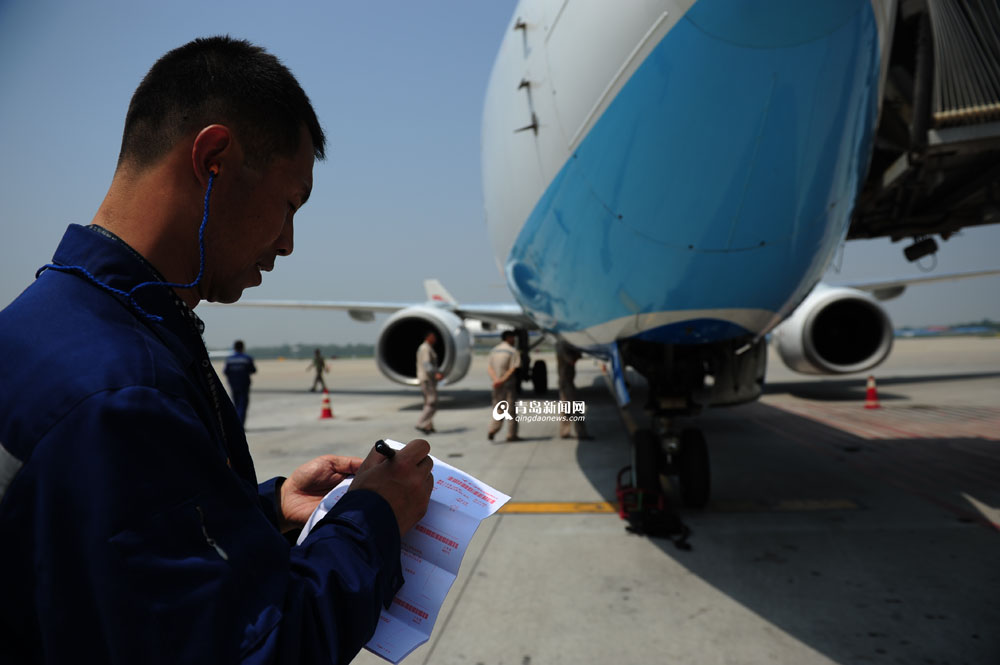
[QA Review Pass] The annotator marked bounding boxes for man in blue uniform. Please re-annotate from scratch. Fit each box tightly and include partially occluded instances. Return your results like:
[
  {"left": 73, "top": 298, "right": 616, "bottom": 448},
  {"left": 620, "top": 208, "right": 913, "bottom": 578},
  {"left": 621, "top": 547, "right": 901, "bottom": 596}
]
[
  {"left": 0, "top": 37, "right": 434, "bottom": 664},
  {"left": 224, "top": 340, "right": 257, "bottom": 425}
]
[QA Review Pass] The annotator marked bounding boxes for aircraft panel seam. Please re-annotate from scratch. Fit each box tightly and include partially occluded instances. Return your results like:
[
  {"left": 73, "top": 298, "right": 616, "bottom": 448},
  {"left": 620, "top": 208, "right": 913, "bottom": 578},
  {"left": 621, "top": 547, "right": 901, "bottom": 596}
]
[{"left": 567, "top": 11, "right": 673, "bottom": 150}]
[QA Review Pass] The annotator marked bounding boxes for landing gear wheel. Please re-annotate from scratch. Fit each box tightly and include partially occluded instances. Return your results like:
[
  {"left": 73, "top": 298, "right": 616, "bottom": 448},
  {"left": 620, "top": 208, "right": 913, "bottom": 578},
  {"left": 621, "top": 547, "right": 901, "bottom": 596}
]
[
  {"left": 626, "top": 429, "right": 690, "bottom": 547},
  {"left": 531, "top": 359, "right": 548, "bottom": 395},
  {"left": 631, "top": 429, "right": 662, "bottom": 494},
  {"left": 677, "top": 428, "right": 710, "bottom": 509}
]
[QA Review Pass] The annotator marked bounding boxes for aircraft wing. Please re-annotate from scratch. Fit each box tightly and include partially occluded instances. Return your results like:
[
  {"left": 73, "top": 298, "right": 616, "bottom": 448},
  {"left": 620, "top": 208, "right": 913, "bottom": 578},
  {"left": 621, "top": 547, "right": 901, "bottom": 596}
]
[
  {"left": 448, "top": 303, "right": 536, "bottom": 328},
  {"left": 213, "top": 299, "right": 415, "bottom": 322},
  {"left": 832, "top": 268, "right": 1000, "bottom": 301},
  {"left": 224, "top": 298, "right": 537, "bottom": 327}
]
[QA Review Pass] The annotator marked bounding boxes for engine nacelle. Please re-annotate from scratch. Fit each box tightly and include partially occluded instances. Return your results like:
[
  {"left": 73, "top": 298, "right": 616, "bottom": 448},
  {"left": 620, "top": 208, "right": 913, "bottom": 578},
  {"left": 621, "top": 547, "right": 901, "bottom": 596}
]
[
  {"left": 375, "top": 306, "right": 472, "bottom": 386},
  {"left": 773, "top": 285, "right": 893, "bottom": 375}
]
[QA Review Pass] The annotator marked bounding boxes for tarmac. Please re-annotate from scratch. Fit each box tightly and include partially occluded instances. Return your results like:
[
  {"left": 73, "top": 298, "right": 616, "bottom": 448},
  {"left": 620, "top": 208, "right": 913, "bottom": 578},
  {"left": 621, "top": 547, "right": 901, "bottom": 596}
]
[{"left": 218, "top": 336, "right": 1000, "bottom": 665}]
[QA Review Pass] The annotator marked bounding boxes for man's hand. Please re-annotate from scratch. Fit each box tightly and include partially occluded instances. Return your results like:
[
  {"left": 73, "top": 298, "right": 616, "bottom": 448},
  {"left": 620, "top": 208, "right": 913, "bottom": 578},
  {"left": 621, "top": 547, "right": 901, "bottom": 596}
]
[
  {"left": 350, "top": 439, "right": 434, "bottom": 535},
  {"left": 279, "top": 455, "right": 363, "bottom": 532},
  {"left": 434, "top": 372, "right": 443, "bottom": 381}
]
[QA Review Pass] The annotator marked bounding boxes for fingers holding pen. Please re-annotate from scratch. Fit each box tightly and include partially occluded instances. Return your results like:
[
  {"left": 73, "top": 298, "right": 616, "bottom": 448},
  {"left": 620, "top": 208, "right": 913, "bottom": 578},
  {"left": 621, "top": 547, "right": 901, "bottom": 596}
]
[
  {"left": 400, "top": 439, "right": 435, "bottom": 490},
  {"left": 351, "top": 438, "right": 434, "bottom": 535},
  {"left": 358, "top": 439, "right": 420, "bottom": 472},
  {"left": 384, "top": 438, "right": 435, "bottom": 494},
  {"left": 358, "top": 440, "right": 390, "bottom": 473},
  {"left": 361, "top": 438, "right": 431, "bottom": 467},
  {"left": 393, "top": 438, "right": 431, "bottom": 465}
]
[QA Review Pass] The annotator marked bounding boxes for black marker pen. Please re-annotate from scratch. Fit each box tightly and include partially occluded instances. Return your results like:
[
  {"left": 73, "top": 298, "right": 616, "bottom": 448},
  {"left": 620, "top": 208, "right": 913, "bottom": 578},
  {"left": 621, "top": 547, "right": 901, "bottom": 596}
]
[{"left": 374, "top": 439, "right": 396, "bottom": 459}]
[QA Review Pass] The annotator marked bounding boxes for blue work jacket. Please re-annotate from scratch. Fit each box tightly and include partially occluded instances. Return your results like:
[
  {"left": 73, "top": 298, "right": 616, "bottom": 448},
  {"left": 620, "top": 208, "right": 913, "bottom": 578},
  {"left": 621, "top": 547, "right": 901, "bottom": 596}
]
[
  {"left": 0, "top": 224, "right": 403, "bottom": 664},
  {"left": 225, "top": 352, "right": 257, "bottom": 391}
]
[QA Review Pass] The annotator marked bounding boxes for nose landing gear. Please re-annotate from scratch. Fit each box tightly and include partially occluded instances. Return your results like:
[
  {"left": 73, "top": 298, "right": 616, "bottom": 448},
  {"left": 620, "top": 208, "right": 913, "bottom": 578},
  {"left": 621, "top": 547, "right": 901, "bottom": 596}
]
[
  {"left": 675, "top": 428, "right": 710, "bottom": 510},
  {"left": 617, "top": 421, "right": 707, "bottom": 549}
]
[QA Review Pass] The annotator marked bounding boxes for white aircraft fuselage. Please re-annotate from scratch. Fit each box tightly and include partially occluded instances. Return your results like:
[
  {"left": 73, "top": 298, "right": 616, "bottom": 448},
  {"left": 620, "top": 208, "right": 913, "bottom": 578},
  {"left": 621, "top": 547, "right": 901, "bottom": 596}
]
[{"left": 482, "top": 0, "right": 894, "bottom": 351}]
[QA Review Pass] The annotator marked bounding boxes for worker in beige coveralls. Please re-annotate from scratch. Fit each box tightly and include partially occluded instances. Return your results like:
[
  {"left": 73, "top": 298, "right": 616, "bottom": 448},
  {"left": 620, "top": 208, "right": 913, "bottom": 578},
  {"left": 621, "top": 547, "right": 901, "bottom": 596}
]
[
  {"left": 556, "top": 339, "right": 592, "bottom": 439},
  {"left": 487, "top": 330, "right": 521, "bottom": 442},
  {"left": 415, "top": 331, "right": 442, "bottom": 434}
]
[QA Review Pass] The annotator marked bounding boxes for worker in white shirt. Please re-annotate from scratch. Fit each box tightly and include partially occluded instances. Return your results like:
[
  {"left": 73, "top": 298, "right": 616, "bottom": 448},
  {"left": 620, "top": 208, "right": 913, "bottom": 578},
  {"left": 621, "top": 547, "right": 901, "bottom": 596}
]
[
  {"left": 556, "top": 340, "right": 592, "bottom": 439},
  {"left": 415, "top": 331, "right": 443, "bottom": 434},
  {"left": 487, "top": 330, "right": 521, "bottom": 442}
]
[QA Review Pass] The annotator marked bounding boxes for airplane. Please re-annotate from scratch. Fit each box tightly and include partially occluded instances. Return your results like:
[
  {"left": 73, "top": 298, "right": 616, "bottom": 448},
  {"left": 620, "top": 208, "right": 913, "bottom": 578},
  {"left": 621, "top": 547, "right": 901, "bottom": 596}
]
[{"left": 220, "top": 0, "right": 1000, "bottom": 524}]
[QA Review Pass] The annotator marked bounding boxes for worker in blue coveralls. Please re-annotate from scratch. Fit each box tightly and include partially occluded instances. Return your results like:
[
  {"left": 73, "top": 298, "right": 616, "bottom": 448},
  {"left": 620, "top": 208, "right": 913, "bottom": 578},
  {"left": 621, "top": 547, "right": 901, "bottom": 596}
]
[
  {"left": 224, "top": 340, "right": 257, "bottom": 425},
  {"left": 0, "top": 36, "right": 434, "bottom": 665}
]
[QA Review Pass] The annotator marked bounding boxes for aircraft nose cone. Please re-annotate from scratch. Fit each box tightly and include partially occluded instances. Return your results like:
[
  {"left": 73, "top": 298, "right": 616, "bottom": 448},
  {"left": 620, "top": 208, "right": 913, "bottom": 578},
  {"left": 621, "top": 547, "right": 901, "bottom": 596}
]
[
  {"left": 506, "top": 260, "right": 558, "bottom": 328},
  {"left": 685, "top": 0, "right": 869, "bottom": 49}
]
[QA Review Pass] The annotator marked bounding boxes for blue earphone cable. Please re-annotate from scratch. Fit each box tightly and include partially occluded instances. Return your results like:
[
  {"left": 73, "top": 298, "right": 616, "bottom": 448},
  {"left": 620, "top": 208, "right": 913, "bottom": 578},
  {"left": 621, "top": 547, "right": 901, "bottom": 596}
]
[{"left": 36, "top": 172, "right": 215, "bottom": 323}]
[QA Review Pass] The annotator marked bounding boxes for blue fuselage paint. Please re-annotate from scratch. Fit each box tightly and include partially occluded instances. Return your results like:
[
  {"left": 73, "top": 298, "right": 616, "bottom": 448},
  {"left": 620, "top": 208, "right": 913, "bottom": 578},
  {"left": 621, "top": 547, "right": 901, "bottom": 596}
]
[{"left": 505, "top": 0, "right": 882, "bottom": 345}]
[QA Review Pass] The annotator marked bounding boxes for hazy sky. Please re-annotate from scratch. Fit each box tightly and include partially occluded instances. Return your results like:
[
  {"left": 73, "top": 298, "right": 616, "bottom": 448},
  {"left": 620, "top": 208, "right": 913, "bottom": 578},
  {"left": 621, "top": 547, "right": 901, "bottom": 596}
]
[{"left": 2, "top": 0, "right": 998, "bottom": 350}]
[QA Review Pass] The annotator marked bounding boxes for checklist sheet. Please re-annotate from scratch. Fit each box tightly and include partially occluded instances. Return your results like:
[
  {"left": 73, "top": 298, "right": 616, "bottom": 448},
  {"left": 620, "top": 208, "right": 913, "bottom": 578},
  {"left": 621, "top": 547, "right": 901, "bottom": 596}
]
[{"left": 296, "top": 439, "right": 511, "bottom": 662}]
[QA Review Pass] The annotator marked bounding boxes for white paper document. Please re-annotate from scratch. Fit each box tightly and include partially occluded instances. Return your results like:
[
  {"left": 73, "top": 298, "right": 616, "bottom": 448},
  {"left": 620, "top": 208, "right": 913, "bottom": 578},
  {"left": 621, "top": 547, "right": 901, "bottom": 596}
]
[{"left": 296, "top": 439, "right": 511, "bottom": 663}]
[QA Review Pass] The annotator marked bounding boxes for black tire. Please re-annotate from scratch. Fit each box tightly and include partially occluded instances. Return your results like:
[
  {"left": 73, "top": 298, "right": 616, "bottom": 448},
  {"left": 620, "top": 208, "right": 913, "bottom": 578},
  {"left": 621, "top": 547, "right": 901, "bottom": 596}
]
[
  {"left": 531, "top": 359, "right": 548, "bottom": 395},
  {"left": 677, "top": 428, "right": 710, "bottom": 509},
  {"left": 631, "top": 429, "right": 662, "bottom": 494}
]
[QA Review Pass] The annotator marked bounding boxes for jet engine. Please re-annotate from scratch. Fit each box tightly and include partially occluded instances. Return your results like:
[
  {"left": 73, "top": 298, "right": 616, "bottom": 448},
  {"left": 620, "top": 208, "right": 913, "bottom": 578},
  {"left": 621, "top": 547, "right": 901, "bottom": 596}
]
[
  {"left": 375, "top": 306, "right": 472, "bottom": 386},
  {"left": 773, "top": 285, "right": 893, "bottom": 375}
]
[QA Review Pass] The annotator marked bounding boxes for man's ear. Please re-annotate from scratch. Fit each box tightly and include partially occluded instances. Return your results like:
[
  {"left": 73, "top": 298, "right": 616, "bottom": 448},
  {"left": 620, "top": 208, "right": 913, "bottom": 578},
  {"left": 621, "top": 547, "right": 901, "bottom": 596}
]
[{"left": 191, "top": 125, "right": 233, "bottom": 186}]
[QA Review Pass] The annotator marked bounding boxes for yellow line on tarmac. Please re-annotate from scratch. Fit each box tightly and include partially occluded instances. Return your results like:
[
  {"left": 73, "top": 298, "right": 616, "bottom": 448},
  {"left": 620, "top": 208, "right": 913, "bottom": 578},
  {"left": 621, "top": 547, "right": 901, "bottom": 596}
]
[{"left": 499, "top": 501, "right": 618, "bottom": 514}]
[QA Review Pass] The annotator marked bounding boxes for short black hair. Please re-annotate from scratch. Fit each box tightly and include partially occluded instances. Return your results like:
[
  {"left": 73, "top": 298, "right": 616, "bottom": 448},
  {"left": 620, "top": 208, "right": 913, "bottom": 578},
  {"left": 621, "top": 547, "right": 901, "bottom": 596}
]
[
  {"left": 501, "top": 330, "right": 516, "bottom": 342},
  {"left": 234, "top": 340, "right": 245, "bottom": 352},
  {"left": 118, "top": 36, "right": 325, "bottom": 170}
]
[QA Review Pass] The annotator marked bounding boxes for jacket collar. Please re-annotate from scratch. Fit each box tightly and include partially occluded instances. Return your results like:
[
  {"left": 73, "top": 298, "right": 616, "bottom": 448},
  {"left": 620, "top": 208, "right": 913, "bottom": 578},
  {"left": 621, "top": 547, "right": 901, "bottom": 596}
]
[{"left": 47, "top": 224, "right": 207, "bottom": 362}]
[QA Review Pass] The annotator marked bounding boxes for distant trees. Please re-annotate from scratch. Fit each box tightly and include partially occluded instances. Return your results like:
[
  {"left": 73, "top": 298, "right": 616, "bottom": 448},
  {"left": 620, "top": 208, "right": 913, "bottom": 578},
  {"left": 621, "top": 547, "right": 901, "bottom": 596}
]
[
  {"left": 246, "top": 343, "right": 375, "bottom": 359},
  {"left": 895, "top": 319, "right": 999, "bottom": 337}
]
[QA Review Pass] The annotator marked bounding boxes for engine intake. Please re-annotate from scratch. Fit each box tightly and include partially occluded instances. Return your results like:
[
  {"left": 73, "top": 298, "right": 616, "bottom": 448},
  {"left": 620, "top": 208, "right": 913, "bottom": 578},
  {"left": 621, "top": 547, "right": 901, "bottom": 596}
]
[
  {"left": 376, "top": 306, "right": 472, "bottom": 386},
  {"left": 773, "top": 285, "right": 893, "bottom": 375}
]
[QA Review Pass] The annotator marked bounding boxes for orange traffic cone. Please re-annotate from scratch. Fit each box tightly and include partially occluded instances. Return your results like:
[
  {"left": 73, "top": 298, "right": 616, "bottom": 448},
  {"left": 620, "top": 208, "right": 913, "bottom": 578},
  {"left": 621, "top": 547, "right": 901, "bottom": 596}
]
[
  {"left": 863, "top": 375, "right": 881, "bottom": 409},
  {"left": 319, "top": 389, "right": 334, "bottom": 419}
]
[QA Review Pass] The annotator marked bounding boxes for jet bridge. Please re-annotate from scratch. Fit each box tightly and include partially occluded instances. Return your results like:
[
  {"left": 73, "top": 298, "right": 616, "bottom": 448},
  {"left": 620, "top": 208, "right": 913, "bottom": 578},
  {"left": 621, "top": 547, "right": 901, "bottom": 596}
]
[{"left": 850, "top": 0, "right": 1000, "bottom": 256}]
